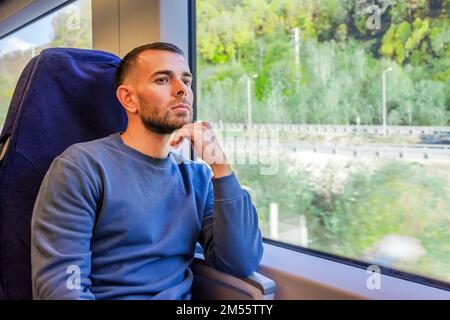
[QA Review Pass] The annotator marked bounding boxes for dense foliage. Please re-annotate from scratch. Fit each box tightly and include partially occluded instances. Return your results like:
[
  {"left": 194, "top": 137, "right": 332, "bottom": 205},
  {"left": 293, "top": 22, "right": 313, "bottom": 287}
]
[{"left": 196, "top": 0, "right": 450, "bottom": 125}]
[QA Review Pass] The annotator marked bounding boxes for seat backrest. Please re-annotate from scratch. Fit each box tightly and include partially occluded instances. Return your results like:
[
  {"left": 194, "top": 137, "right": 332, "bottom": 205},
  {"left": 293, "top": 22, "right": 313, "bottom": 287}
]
[{"left": 0, "top": 48, "right": 126, "bottom": 299}]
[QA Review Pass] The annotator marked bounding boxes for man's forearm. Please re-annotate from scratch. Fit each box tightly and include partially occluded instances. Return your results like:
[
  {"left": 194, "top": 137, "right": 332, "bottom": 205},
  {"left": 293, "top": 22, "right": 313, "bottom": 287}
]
[{"left": 201, "top": 173, "right": 263, "bottom": 277}]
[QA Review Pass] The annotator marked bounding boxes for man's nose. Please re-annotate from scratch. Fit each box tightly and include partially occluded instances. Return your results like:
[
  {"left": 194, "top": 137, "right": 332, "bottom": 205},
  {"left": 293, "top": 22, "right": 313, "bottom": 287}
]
[{"left": 173, "top": 79, "right": 188, "bottom": 97}]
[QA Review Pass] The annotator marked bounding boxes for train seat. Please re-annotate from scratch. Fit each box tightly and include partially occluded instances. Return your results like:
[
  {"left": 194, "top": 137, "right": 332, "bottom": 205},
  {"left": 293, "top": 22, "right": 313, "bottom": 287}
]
[{"left": 0, "top": 47, "right": 275, "bottom": 300}]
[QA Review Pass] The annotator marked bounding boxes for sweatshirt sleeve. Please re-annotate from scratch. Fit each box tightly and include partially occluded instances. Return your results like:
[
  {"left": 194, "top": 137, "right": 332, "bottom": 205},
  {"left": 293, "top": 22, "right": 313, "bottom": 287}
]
[
  {"left": 198, "top": 172, "right": 263, "bottom": 277},
  {"left": 31, "top": 156, "right": 98, "bottom": 300}
]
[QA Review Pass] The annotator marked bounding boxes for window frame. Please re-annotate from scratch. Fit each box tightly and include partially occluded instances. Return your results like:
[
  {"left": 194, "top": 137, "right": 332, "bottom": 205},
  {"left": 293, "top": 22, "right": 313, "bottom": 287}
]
[
  {"left": 0, "top": 0, "right": 76, "bottom": 40},
  {"left": 190, "top": 0, "right": 450, "bottom": 293},
  {"left": 264, "top": 238, "right": 450, "bottom": 292},
  {"left": 260, "top": 242, "right": 450, "bottom": 299}
]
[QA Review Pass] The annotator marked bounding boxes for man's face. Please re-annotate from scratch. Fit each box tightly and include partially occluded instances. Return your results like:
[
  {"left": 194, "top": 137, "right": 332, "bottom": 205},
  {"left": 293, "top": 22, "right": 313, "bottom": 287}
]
[{"left": 127, "top": 50, "right": 194, "bottom": 134}]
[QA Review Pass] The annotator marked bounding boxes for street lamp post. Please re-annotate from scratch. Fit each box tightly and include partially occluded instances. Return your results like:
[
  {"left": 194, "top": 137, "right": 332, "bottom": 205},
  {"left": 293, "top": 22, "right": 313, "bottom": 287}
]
[
  {"left": 382, "top": 67, "right": 392, "bottom": 136},
  {"left": 293, "top": 27, "right": 301, "bottom": 94},
  {"left": 246, "top": 74, "right": 258, "bottom": 129}
]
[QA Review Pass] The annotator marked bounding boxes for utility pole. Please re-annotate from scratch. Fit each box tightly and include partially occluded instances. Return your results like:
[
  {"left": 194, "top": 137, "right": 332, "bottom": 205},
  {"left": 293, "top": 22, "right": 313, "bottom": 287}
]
[
  {"left": 382, "top": 67, "right": 392, "bottom": 136},
  {"left": 247, "top": 77, "right": 252, "bottom": 129},
  {"left": 246, "top": 74, "right": 257, "bottom": 129}
]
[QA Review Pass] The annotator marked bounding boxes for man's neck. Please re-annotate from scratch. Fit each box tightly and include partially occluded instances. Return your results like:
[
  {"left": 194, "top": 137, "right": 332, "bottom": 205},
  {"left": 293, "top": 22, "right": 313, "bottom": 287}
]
[{"left": 120, "top": 126, "right": 172, "bottom": 159}]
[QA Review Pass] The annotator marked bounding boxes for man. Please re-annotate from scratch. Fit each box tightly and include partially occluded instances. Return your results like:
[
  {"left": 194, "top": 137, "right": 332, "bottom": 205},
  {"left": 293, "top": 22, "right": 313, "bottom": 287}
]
[{"left": 31, "top": 42, "right": 263, "bottom": 300}]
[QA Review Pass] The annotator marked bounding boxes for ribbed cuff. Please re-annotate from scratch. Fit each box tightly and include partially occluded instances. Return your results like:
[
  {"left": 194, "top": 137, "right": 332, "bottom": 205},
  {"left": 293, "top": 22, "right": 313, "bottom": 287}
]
[{"left": 212, "top": 172, "right": 243, "bottom": 201}]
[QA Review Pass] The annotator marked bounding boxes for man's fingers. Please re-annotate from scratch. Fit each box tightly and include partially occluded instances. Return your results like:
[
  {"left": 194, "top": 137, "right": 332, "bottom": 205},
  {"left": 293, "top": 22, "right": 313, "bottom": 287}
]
[
  {"left": 169, "top": 136, "right": 183, "bottom": 148},
  {"left": 171, "top": 123, "right": 203, "bottom": 143},
  {"left": 170, "top": 122, "right": 218, "bottom": 151},
  {"left": 170, "top": 127, "right": 193, "bottom": 148}
]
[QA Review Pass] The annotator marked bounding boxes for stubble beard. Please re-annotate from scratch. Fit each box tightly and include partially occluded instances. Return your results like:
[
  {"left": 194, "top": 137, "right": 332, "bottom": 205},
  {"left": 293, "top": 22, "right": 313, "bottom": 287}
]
[{"left": 139, "top": 101, "right": 193, "bottom": 134}]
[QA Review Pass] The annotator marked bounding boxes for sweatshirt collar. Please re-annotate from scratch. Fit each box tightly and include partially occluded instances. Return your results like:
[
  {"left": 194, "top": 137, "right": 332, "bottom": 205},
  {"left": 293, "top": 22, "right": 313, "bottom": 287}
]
[{"left": 110, "top": 132, "right": 173, "bottom": 168}]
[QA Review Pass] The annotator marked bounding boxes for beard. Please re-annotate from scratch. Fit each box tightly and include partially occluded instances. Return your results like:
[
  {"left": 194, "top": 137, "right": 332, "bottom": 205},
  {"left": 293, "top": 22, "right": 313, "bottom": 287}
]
[{"left": 139, "top": 99, "right": 193, "bottom": 134}]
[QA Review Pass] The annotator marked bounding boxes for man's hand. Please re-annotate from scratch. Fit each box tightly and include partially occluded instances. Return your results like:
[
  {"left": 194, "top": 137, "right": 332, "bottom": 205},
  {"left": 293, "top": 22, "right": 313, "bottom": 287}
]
[{"left": 170, "top": 122, "right": 232, "bottom": 178}]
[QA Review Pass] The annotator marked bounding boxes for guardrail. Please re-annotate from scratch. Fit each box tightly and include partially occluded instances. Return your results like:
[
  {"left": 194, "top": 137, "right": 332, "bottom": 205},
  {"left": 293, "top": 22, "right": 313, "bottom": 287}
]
[
  {"left": 211, "top": 122, "right": 450, "bottom": 136},
  {"left": 227, "top": 139, "right": 450, "bottom": 162},
  {"left": 287, "top": 142, "right": 450, "bottom": 161}
]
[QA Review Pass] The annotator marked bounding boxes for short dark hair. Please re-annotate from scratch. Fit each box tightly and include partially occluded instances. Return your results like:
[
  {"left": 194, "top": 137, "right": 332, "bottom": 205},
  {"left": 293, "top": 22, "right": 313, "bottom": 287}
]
[{"left": 114, "top": 42, "right": 185, "bottom": 90}]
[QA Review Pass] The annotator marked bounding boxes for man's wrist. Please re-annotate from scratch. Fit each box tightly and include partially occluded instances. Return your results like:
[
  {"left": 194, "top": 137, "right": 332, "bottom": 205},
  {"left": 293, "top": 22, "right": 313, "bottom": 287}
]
[{"left": 211, "top": 163, "right": 232, "bottom": 178}]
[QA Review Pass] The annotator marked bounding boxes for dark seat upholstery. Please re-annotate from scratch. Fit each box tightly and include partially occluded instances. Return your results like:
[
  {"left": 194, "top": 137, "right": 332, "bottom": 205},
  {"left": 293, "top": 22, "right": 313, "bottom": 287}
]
[{"left": 0, "top": 48, "right": 127, "bottom": 299}]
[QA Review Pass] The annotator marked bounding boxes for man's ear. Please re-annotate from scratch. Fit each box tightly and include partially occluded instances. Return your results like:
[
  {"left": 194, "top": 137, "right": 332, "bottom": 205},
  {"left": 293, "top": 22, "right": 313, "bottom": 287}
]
[{"left": 116, "top": 85, "right": 139, "bottom": 114}]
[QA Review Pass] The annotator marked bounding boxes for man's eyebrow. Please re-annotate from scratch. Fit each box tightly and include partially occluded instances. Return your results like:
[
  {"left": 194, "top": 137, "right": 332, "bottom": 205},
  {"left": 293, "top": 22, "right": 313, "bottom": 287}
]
[{"left": 150, "top": 70, "right": 193, "bottom": 78}]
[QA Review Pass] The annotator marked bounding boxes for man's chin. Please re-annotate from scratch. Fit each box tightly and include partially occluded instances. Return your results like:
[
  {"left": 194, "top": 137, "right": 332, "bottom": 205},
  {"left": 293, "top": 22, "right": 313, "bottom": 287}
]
[
  {"left": 142, "top": 122, "right": 177, "bottom": 134},
  {"left": 141, "top": 114, "right": 189, "bottom": 131},
  {"left": 172, "top": 116, "right": 193, "bottom": 128}
]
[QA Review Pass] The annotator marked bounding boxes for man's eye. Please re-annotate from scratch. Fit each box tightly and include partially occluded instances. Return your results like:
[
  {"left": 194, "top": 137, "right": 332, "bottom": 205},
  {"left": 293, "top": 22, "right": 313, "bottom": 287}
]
[
  {"left": 183, "top": 79, "right": 192, "bottom": 86},
  {"left": 156, "top": 77, "right": 169, "bottom": 84}
]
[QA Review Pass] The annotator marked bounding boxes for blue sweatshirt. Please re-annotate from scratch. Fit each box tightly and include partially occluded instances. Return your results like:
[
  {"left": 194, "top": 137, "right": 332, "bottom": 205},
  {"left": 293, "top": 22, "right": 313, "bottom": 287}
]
[{"left": 31, "top": 132, "right": 263, "bottom": 300}]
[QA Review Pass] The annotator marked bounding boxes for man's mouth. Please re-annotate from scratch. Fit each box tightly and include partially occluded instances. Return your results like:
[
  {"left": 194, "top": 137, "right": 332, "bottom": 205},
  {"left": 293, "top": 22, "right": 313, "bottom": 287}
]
[{"left": 171, "top": 104, "right": 190, "bottom": 111}]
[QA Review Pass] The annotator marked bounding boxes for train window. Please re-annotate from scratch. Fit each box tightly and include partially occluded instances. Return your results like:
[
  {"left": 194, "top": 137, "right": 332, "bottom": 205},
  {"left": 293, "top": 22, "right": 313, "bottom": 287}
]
[
  {"left": 196, "top": 0, "right": 449, "bottom": 286},
  {"left": 0, "top": 0, "right": 92, "bottom": 130}
]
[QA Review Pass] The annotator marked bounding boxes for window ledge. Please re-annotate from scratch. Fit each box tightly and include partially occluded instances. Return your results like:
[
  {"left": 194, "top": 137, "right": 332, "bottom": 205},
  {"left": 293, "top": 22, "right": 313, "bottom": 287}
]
[{"left": 257, "top": 243, "right": 450, "bottom": 300}]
